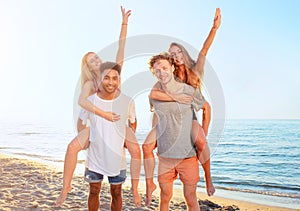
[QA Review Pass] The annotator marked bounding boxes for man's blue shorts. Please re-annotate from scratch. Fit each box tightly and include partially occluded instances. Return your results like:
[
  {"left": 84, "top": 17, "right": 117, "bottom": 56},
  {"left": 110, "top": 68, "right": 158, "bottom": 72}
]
[{"left": 84, "top": 168, "right": 126, "bottom": 185}]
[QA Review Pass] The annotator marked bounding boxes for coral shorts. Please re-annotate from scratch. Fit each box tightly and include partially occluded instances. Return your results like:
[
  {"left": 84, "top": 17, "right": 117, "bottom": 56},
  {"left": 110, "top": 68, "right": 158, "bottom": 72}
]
[{"left": 158, "top": 156, "right": 199, "bottom": 185}]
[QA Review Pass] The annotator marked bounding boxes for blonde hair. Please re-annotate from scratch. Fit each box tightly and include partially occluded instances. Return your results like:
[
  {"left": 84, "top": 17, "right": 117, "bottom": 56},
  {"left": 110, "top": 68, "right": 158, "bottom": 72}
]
[
  {"left": 169, "top": 42, "right": 202, "bottom": 89},
  {"left": 80, "top": 52, "right": 98, "bottom": 89}
]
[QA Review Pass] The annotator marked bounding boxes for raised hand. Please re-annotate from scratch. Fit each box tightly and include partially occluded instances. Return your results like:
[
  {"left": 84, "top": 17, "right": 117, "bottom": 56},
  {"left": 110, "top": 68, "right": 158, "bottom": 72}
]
[
  {"left": 213, "top": 8, "right": 221, "bottom": 29},
  {"left": 121, "top": 6, "right": 132, "bottom": 25}
]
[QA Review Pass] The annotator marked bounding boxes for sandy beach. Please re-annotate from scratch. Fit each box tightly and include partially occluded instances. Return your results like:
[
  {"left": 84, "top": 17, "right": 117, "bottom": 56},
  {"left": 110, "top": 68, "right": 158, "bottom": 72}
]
[{"left": 0, "top": 153, "right": 295, "bottom": 211}]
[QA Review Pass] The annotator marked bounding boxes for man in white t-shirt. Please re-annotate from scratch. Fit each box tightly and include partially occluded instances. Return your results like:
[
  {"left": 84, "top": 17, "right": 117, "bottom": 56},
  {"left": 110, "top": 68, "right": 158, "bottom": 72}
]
[{"left": 83, "top": 61, "right": 137, "bottom": 211}]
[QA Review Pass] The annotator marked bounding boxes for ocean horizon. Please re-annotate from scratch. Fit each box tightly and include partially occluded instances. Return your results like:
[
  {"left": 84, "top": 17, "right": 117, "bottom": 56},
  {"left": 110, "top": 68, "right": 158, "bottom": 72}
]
[{"left": 0, "top": 119, "right": 299, "bottom": 209}]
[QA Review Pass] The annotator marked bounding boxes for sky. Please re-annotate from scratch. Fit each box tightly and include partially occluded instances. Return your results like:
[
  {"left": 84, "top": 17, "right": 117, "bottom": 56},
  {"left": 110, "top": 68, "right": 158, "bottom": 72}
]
[{"left": 0, "top": 0, "right": 300, "bottom": 129}]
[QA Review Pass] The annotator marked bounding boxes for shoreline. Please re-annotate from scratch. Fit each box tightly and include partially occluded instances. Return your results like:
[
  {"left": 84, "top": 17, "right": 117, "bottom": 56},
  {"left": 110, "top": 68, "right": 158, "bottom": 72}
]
[{"left": 0, "top": 153, "right": 297, "bottom": 210}]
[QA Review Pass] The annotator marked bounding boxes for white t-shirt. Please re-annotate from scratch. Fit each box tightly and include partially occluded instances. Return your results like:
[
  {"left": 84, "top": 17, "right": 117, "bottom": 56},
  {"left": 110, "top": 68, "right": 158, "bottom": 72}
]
[
  {"left": 85, "top": 92, "right": 136, "bottom": 176},
  {"left": 78, "top": 108, "right": 90, "bottom": 127}
]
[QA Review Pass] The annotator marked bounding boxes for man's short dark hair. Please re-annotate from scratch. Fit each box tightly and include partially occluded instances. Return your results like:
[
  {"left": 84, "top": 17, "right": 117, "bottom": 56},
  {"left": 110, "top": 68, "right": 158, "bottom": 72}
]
[{"left": 100, "top": 61, "right": 121, "bottom": 75}]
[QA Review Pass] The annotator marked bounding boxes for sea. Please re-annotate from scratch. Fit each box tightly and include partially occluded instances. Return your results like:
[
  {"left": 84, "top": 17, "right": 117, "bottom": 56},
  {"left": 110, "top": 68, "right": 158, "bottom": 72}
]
[{"left": 0, "top": 119, "right": 299, "bottom": 209}]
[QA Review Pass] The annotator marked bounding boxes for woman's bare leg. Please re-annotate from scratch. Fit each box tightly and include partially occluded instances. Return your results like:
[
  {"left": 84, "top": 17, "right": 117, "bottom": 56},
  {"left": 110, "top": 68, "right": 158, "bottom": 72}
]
[
  {"left": 192, "top": 120, "right": 215, "bottom": 196},
  {"left": 142, "top": 127, "right": 157, "bottom": 206},
  {"left": 56, "top": 126, "right": 90, "bottom": 207},
  {"left": 124, "top": 126, "right": 142, "bottom": 208}
]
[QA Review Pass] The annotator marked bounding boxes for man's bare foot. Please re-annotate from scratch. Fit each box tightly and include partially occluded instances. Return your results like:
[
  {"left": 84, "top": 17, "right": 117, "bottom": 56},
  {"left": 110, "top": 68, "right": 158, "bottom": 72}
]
[
  {"left": 131, "top": 188, "right": 141, "bottom": 208},
  {"left": 55, "top": 186, "right": 72, "bottom": 207},
  {"left": 206, "top": 180, "right": 215, "bottom": 196},
  {"left": 145, "top": 181, "right": 157, "bottom": 206}
]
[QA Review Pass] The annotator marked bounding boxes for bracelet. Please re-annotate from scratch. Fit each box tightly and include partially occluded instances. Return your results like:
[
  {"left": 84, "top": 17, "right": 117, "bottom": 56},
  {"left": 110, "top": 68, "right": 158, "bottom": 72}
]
[{"left": 122, "top": 23, "right": 128, "bottom": 25}]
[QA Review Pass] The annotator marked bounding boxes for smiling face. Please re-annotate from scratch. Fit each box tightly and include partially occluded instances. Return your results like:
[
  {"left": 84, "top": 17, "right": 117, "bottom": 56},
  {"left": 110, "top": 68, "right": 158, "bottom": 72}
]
[
  {"left": 101, "top": 69, "right": 120, "bottom": 94},
  {"left": 169, "top": 45, "right": 184, "bottom": 66},
  {"left": 153, "top": 59, "right": 174, "bottom": 85},
  {"left": 86, "top": 53, "right": 102, "bottom": 72}
]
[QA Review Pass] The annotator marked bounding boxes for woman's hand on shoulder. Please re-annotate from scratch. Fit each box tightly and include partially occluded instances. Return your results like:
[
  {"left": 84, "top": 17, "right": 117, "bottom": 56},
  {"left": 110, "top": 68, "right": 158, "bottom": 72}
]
[
  {"left": 172, "top": 93, "right": 193, "bottom": 104},
  {"left": 102, "top": 111, "right": 121, "bottom": 122}
]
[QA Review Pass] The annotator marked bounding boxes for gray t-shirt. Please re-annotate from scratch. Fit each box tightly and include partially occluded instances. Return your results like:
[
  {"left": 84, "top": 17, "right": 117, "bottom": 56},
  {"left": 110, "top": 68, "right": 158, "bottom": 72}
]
[{"left": 150, "top": 83, "right": 205, "bottom": 159}]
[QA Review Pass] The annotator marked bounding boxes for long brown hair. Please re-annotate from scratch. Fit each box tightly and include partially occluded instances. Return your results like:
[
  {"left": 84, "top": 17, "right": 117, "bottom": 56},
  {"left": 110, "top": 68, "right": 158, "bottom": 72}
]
[{"left": 169, "top": 42, "right": 202, "bottom": 90}]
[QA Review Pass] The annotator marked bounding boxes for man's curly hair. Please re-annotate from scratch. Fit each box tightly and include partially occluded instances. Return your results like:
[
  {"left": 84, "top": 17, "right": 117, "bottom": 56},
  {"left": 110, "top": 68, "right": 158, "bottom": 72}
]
[{"left": 148, "top": 52, "right": 175, "bottom": 74}]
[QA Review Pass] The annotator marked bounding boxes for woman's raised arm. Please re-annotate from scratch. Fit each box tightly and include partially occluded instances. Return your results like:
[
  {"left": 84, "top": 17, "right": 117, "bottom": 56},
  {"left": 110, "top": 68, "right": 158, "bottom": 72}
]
[
  {"left": 194, "top": 8, "right": 221, "bottom": 77},
  {"left": 116, "top": 6, "right": 131, "bottom": 70}
]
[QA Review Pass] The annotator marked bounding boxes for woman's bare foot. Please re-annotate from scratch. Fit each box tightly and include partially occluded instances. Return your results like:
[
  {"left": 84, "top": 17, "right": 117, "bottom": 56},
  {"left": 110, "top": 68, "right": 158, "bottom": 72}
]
[
  {"left": 131, "top": 188, "right": 141, "bottom": 208},
  {"left": 145, "top": 180, "right": 157, "bottom": 206},
  {"left": 55, "top": 186, "right": 72, "bottom": 207},
  {"left": 206, "top": 179, "right": 215, "bottom": 196}
]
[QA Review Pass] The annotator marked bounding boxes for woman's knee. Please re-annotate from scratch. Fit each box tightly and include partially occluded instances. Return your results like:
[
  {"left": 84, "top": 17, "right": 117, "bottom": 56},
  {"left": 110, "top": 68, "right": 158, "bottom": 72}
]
[
  {"left": 142, "top": 143, "right": 154, "bottom": 154},
  {"left": 128, "top": 142, "right": 141, "bottom": 158},
  {"left": 67, "top": 138, "right": 82, "bottom": 153},
  {"left": 194, "top": 126, "right": 207, "bottom": 151}
]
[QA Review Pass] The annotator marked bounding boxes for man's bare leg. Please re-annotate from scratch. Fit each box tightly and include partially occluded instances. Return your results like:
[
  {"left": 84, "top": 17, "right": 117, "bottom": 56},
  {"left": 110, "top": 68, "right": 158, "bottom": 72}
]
[
  {"left": 183, "top": 183, "right": 200, "bottom": 211},
  {"left": 159, "top": 182, "right": 173, "bottom": 211},
  {"left": 110, "top": 184, "right": 122, "bottom": 211},
  {"left": 88, "top": 182, "right": 102, "bottom": 211}
]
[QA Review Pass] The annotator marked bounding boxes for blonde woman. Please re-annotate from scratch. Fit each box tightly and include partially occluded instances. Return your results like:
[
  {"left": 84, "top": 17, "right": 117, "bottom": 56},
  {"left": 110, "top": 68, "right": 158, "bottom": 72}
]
[
  {"left": 143, "top": 8, "right": 221, "bottom": 205},
  {"left": 56, "top": 7, "right": 141, "bottom": 208}
]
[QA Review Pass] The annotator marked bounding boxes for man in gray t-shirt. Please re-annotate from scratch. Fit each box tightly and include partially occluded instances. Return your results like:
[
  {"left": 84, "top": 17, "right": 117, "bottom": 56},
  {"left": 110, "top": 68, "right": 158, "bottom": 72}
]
[
  {"left": 148, "top": 53, "right": 204, "bottom": 210},
  {"left": 150, "top": 82, "right": 204, "bottom": 159}
]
